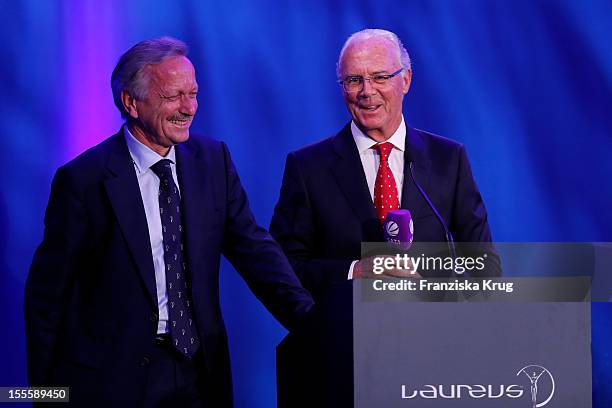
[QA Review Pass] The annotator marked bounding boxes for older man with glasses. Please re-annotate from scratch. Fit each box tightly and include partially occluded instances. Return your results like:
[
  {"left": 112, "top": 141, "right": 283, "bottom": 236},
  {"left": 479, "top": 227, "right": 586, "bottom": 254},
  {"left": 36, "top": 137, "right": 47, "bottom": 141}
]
[{"left": 270, "top": 28, "right": 500, "bottom": 301}]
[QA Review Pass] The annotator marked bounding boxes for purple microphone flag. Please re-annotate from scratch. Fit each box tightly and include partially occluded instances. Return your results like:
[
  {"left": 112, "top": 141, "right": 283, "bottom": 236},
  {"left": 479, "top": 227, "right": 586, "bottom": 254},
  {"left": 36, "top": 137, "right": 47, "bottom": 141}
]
[{"left": 383, "top": 209, "right": 414, "bottom": 250}]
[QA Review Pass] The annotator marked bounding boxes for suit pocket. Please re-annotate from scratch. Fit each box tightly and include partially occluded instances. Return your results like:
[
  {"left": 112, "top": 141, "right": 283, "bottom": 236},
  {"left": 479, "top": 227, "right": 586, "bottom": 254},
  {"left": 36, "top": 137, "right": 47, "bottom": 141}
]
[
  {"left": 61, "top": 330, "right": 106, "bottom": 369},
  {"left": 50, "top": 351, "right": 100, "bottom": 389}
]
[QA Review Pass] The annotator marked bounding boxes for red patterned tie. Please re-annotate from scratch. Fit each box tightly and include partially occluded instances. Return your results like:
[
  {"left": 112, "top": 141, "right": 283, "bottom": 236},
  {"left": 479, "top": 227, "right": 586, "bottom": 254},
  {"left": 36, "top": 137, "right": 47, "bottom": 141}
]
[{"left": 373, "top": 142, "right": 399, "bottom": 224}]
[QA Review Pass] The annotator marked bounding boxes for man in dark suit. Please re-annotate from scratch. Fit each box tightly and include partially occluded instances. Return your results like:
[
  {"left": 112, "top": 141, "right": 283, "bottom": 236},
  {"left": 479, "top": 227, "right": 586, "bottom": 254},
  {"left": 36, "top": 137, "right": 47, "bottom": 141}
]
[
  {"left": 270, "top": 29, "right": 499, "bottom": 301},
  {"left": 24, "top": 37, "right": 313, "bottom": 407}
]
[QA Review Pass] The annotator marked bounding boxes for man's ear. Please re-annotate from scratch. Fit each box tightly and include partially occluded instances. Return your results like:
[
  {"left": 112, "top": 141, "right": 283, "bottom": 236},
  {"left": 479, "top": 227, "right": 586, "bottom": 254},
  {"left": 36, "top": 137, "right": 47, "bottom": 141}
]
[
  {"left": 402, "top": 69, "right": 412, "bottom": 95},
  {"left": 121, "top": 90, "right": 139, "bottom": 119}
]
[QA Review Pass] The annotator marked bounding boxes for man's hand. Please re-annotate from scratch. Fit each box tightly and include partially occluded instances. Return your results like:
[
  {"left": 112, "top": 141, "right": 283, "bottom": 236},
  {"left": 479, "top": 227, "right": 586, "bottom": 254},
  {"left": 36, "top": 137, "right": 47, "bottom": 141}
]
[{"left": 353, "top": 255, "right": 421, "bottom": 279}]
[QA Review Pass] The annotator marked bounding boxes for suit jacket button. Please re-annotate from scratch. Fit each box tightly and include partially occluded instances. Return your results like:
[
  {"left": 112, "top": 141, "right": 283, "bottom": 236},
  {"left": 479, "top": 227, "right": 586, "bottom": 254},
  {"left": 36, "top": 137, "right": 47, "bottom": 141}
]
[
  {"left": 150, "top": 313, "right": 158, "bottom": 322},
  {"left": 140, "top": 356, "right": 150, "bottom": 367}
]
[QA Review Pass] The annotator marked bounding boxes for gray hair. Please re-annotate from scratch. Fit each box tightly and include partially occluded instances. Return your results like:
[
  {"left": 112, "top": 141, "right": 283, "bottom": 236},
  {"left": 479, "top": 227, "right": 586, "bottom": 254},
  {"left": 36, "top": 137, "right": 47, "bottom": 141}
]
[
  {"left": 111, "top": 36, "right": 188, "bottom": 118},
  {"left": 336, "top": 29, "right": 411, "bottom": 79}
]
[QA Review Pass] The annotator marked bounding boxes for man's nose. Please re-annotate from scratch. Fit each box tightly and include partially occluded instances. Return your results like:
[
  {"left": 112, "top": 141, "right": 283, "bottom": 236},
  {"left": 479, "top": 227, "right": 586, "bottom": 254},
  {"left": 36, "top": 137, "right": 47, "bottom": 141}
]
[
  {"left": 181, "top": 95, "right": 198, "bottom": 116},
  {"left": 359, "top": 78, "right": 377, "bottom": 97}
]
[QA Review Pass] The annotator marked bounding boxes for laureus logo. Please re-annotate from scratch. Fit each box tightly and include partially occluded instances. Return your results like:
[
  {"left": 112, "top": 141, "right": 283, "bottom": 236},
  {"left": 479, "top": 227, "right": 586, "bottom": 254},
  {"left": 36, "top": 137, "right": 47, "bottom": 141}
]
[
  {"left": 400, "top": 364, "right": 555, "bottom": 406},
  {"left": 516, "top": 365, "right": 555, "bottom": 408}
]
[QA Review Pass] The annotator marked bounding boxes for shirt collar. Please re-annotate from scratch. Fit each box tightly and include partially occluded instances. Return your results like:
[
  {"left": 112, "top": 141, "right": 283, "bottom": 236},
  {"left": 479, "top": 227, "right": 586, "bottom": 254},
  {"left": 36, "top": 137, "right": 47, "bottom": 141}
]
[
  {"left": 351, "top": 116, "right": 406, "bottom": 153},
  {"left": 124, "top": 125, "right": 176, "bottom": 173}
]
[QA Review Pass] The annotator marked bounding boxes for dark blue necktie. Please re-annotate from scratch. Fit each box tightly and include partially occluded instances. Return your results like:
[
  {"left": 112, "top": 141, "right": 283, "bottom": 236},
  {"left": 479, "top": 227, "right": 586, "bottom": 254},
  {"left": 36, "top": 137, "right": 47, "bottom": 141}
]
[{"left": 150, "top": 159, "right": 200, "bottom": 358}]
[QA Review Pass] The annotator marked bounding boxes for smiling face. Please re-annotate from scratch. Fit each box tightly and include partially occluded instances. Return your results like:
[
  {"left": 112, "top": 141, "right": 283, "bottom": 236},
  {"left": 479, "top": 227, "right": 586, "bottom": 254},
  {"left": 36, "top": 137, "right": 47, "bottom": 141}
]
[
  {"left": 339, "top": 37, "right": 411, "bottom": 142},
  {"left": 123, "top": 55, "right": 198, "bottom": 156}
]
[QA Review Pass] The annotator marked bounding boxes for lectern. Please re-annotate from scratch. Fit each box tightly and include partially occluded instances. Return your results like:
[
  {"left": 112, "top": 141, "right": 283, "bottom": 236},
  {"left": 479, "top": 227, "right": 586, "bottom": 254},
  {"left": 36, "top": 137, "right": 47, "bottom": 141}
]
[{"left": 277, "top": 277, "right": 591, "bottom": 408}]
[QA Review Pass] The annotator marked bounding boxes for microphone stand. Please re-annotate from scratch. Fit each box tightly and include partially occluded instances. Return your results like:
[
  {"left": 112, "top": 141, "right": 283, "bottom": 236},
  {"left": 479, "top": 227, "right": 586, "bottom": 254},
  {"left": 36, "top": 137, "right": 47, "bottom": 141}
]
[{"left": 407, "top": 161, "right": 458, "bottom": 266}]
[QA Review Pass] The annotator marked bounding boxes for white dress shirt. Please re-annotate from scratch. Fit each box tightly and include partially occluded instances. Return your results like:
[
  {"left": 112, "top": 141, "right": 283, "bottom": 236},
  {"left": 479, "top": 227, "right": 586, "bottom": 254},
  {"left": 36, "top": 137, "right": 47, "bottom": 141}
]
[
  {"left": 124, "top": 126, "right": 180, "bottom": 334},
  {"left": 348, "top": 116, "right": 406, "bottom": 279}
]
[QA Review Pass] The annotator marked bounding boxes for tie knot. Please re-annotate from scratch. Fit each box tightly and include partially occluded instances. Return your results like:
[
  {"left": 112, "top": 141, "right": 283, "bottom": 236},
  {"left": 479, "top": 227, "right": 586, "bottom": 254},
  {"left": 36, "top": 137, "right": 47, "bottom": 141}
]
[
  {"left": 150, "top": 159, "right": 173, "bottom": 180},
  {"left": 375, "top": 142, "right": 394, "bottom": 161}
]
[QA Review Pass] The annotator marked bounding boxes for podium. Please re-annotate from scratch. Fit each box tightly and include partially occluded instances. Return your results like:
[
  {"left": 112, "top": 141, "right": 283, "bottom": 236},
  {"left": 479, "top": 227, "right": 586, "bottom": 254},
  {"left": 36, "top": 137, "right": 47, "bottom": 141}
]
[{"left": 277, "top": 278, "right": 592, "bottom": 408}]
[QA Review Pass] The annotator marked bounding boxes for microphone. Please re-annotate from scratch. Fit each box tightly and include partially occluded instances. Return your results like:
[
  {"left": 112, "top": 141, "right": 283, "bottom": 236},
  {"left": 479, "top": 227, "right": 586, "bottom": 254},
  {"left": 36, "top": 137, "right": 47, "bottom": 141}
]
[
  {"left": 383, "top": 209, "right": 414, "bottom": 250},
  {"left": 405, "top": 153, "right": 458, "bottom": 263}
]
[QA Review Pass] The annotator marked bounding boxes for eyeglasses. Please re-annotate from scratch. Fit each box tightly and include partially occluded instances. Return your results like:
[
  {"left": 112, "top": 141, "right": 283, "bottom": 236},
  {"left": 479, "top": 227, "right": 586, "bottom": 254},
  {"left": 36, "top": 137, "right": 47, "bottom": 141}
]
[{"left": 338, "top": 68, "right": 404, "bottom": 93}]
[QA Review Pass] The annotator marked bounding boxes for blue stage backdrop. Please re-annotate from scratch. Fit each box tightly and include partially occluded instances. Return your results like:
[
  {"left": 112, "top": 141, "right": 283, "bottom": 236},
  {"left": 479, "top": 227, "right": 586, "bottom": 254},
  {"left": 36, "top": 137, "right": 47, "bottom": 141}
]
[{"left": 1, "top": 1, "right": 611, "bottom": 406}]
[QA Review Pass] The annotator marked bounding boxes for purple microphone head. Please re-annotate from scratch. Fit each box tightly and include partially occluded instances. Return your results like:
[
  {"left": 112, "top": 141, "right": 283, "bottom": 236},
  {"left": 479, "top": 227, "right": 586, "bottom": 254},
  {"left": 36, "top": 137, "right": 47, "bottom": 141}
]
[{"left": 383, "top": 209, "right": 414, "bottom": 250}]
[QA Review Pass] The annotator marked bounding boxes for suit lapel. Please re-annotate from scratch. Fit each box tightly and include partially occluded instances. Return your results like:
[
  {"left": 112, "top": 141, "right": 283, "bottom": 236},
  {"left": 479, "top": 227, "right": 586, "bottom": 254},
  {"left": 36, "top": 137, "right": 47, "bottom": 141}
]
[
  {"left": 330, "top": 124, "right": 383, "bottom": 241},
  {"left": 103, "top": 131, "right": 157, "bottom": 307},
  {"left": 175, "top": 140, "right": 217, "bottom": 291},
  {"left": 401, "top": 126, "right": 432, "bottom": 219}
]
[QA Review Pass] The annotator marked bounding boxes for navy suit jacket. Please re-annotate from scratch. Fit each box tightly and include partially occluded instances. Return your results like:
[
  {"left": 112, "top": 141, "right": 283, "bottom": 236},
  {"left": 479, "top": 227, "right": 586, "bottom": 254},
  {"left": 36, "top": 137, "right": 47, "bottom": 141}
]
[
  {"left": 270, "top": 123, "right": 500, "bottom": 300},
  {"left": 24, "top": 129, "right": 313, "bottom": 406}
]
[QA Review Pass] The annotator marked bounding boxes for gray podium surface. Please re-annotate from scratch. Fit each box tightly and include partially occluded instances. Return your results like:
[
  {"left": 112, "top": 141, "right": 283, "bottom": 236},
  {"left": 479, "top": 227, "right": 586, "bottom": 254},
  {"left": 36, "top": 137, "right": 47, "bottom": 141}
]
[{"left": 354, "top": 283, "right": 591, "bottom": 407}]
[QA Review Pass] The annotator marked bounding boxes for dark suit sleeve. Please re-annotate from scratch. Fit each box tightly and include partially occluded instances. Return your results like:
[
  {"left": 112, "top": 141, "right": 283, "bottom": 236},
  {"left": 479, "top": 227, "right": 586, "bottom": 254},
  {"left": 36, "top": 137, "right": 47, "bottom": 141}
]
[
  {"left": 219, "top": 143, "right": 314, "bottom": 330},
  {"left": 270, "top": 153, "right": 352, "bottom": 299},
  {"left": 24, "top": 167, "right": 88, "bottom": 385},
  {"left": 451, "top": 146, "right": 501, "bottom": 276}
]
